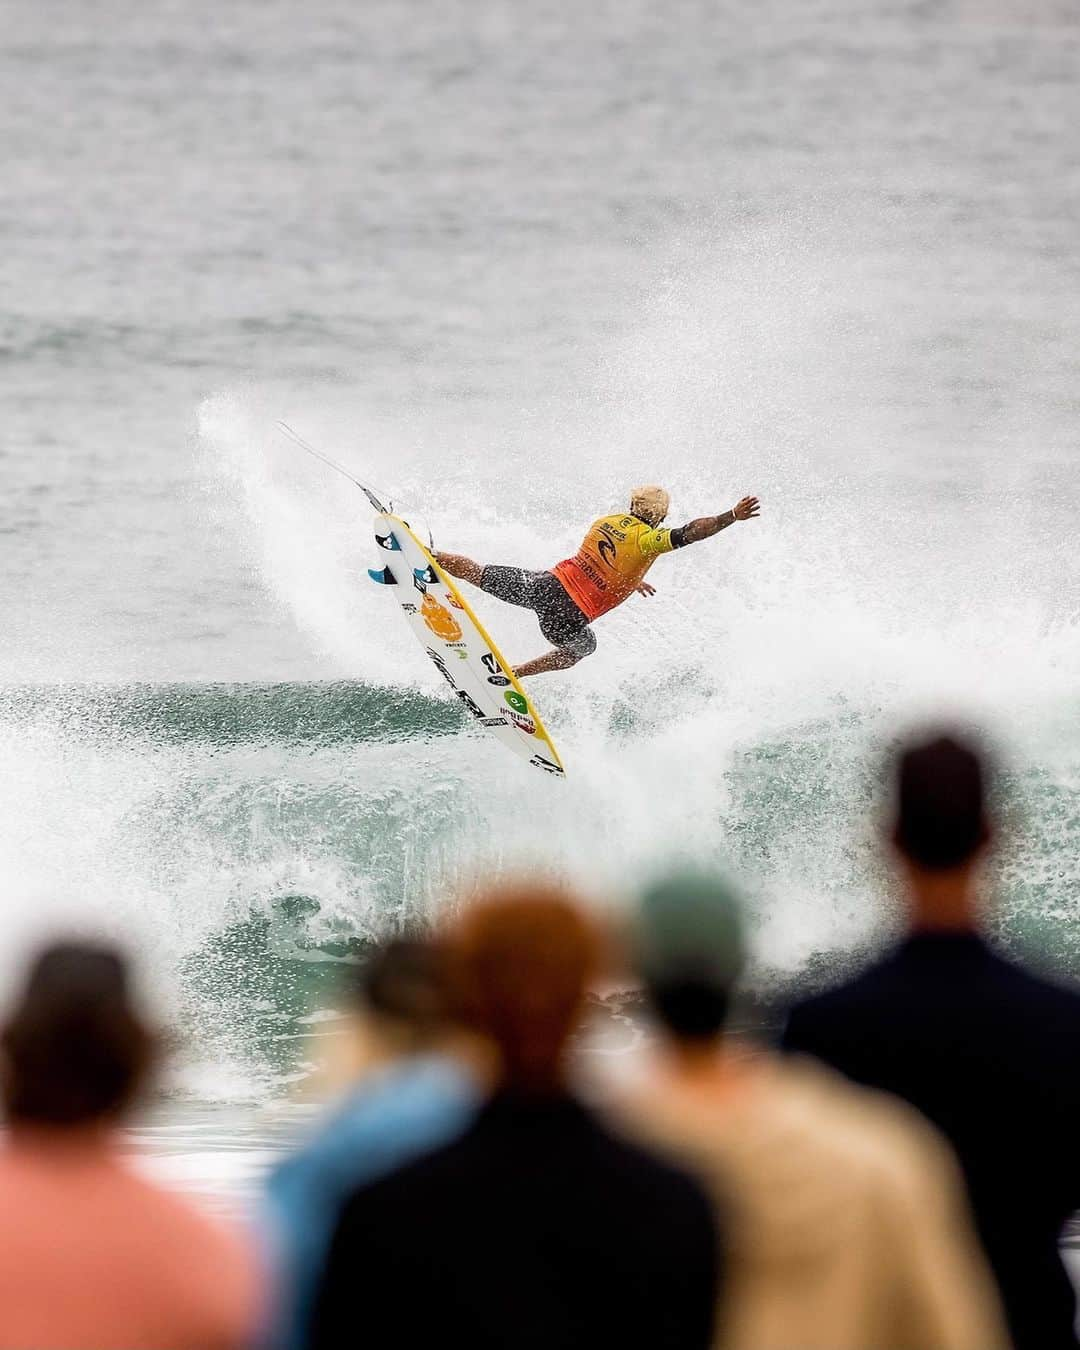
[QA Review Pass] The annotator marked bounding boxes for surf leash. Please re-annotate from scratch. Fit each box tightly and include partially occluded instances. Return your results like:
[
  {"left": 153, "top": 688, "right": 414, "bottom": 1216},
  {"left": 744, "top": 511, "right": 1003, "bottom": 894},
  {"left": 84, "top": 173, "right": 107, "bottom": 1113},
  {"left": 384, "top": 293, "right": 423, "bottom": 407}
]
[
  {"left": 275, "top": 421, "right": 435, "bottom": 549},
  {"left": 275, "top": 421, "right": 391, "bottom": 513}
]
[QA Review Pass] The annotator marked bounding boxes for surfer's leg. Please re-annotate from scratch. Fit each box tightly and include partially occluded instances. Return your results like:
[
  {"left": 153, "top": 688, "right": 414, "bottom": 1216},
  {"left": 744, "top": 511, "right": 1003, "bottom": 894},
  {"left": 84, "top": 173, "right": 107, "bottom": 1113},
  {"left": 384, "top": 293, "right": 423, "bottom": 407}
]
[
  {"left": 433, "top": 552, "right": 483, "bottom": 587},
  {"left": 473, "top": 565, "right": 537, "bottom": 609},
  {"left": 514, "top": 648, "right": 582, "bottom": 677},
  {"left": 515, "top": 621, "right": 597, "bottom": 678}
]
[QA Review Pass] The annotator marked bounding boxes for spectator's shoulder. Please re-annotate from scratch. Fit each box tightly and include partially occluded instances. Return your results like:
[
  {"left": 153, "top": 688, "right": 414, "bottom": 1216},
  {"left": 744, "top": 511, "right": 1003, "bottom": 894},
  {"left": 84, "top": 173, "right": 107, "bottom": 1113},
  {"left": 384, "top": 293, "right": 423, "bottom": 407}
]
[
  {"left": 269, "top": 1058, "right": 475, "bottom": 1189},
  {"left": 782, "top": 954, "right": 897, "bottom": 1043},
  {"left": 334, "top": 1115, "right": 472, "bottom": 1225},
  {"left": 123, "top": 1164, "right": 256, "bottom": 1281},
  {"left": 592, "top": 1107, "right": 716, "bottom": 1222},
  {"left": 992, "top": 949, "right": 1080, "bottom": 1017}
]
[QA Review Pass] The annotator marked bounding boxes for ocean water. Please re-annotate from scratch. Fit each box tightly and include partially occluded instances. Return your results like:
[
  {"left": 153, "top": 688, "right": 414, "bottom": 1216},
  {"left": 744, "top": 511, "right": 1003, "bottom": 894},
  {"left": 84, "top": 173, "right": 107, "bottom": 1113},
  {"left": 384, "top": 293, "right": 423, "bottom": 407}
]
[{"left": 4, "top": 0, "right": 1080, "bottom": 1192}]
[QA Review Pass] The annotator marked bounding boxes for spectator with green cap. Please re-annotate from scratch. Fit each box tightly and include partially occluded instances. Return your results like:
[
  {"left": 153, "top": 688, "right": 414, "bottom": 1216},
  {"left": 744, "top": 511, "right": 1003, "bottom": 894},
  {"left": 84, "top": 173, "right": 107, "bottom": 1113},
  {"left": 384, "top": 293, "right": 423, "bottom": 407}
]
[{"left": 615, "top": 869, "right": 1008, "bottom": 1350}]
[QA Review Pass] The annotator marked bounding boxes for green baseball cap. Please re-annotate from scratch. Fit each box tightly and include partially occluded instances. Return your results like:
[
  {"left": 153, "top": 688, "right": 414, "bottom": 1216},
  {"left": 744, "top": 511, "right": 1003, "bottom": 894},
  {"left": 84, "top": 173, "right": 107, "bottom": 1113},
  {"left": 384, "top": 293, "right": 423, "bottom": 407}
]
[{"left": 634, "top": 869, "right": 747, "bottom": 989}]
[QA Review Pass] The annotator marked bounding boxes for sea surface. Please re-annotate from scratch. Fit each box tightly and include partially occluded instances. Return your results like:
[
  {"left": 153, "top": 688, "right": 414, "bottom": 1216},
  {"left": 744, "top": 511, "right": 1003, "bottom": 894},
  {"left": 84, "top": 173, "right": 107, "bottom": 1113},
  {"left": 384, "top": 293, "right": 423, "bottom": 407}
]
[{"left": 3, "top": 0, "right": 1080, "bottom": 1205}]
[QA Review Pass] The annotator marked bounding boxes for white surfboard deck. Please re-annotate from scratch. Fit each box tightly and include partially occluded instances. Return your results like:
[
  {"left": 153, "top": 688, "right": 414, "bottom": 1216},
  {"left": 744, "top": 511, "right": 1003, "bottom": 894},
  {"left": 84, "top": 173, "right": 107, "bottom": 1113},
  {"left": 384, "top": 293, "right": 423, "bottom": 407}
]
[{"left": 369, "top": 514, "right": 566, "bottom": 778}]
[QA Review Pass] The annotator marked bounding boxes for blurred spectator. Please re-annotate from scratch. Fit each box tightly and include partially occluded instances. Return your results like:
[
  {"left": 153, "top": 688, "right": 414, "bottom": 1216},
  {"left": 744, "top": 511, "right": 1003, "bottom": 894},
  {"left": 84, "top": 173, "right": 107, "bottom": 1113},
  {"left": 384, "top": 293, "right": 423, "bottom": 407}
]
[
  {"left": 309, "top": 883, "right": 719, "bottom": 1350},
  {"left": 784, "top": 731, "right": 1080, "bottom": 1350},
  {"left": 262, "top": 937, "right": 478, "bottom": 1350},
  {"left": 0, "top": 942, "right": 259, "bottom": 1350},
  {"left": 620, "top": 870, "right": 1008, "bottom": 1350}
]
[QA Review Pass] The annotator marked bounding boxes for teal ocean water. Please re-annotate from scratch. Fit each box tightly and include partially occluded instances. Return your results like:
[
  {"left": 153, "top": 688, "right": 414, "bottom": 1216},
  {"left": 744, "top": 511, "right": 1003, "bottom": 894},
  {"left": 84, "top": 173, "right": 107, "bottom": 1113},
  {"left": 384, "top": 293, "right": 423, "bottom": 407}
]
[{"left": 4, "top": 0, "right": 1080, "bottom": 1191}]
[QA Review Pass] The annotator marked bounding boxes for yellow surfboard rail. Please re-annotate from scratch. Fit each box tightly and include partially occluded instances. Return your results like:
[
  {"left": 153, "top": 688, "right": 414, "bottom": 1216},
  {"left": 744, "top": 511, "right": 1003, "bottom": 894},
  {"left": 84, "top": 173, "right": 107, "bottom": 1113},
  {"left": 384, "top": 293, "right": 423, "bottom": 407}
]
[
  {"left": 389, "top": 515, "right": 566, "bottom": 776},
  {"left": 272, "top": 424, "right": 564, "bottom": 776}
]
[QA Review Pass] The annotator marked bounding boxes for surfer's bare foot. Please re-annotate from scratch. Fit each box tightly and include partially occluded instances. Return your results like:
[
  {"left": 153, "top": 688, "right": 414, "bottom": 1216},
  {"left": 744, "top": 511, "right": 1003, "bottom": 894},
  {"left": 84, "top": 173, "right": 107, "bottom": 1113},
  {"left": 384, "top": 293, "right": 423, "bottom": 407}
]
[{"left": 434, "top": 552, "right": 483, "bottom": 586}]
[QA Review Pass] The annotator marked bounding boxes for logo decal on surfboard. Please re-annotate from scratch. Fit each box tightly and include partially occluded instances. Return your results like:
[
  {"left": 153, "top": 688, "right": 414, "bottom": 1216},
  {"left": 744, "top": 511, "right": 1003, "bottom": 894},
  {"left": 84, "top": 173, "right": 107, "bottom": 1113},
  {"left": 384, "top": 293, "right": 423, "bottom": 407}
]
[
  {"left": 421, "top": 594, "right": 463, "bottom": 642},
  {"left": 282, "top": 426, "right": 565, "bottom": 774},
  {"left": 456, "top": 689, "right": 487, "bottom": 721},
  {"left": 373, "top": 513, "right": 565, "bottom": 777},
  {"left": 426, "top": 648, "right": 458, "bottom": 690}
]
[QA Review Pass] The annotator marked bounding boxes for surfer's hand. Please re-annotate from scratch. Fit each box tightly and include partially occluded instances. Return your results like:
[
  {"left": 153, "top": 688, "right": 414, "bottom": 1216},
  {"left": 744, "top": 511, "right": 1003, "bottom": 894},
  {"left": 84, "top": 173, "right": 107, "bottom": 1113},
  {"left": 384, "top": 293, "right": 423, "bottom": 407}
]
[
  {"left": 636, "top": 582, "right": 656, "bottom": 597},
  {"left": 733, "top": 496, "right": 760, "bottom": 521}
]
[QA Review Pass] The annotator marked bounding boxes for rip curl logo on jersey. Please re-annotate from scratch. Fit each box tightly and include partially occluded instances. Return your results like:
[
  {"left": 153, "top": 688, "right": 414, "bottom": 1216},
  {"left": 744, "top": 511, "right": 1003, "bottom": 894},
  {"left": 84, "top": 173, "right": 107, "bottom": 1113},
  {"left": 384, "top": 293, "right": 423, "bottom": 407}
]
[
  {"left": 596, "top": 522, "right": 623, "bottom": 568},
  {"left": 421, "top": 593, "right": 463, "bottom": 642}
]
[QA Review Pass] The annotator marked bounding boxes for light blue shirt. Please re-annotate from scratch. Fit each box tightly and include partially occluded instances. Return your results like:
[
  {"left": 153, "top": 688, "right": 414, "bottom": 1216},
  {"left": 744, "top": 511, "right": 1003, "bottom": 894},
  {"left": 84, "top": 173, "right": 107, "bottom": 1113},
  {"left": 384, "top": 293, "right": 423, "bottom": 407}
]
[{"left": 261, "top": 1055, "right": 477, "bottom": 1350}]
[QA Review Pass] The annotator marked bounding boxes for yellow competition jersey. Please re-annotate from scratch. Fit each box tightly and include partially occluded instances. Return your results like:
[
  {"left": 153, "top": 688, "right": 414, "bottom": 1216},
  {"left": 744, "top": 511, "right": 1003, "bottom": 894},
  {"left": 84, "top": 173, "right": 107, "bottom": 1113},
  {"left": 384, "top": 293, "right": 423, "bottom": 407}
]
[{"left": 552, "top": 513, "right": 675, "bottom": 620}]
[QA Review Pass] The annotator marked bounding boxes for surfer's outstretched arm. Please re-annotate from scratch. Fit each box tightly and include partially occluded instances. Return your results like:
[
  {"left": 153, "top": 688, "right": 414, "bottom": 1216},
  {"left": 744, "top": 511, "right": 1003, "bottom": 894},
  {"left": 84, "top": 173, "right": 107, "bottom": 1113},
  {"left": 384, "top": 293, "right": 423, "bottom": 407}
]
[
  {"left": 673, "top": 496, "right": 760, "bottom": 546},
  {"left": 433, "top": 552, "right": 483, "bottom": 587}
]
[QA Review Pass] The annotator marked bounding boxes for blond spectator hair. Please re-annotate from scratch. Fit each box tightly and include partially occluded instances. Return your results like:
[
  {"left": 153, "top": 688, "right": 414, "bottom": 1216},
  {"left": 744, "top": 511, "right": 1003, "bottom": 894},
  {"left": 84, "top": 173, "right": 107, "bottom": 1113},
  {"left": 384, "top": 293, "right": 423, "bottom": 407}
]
[{"left": 630, "top": 486, "right": 670, "bottom": 525}]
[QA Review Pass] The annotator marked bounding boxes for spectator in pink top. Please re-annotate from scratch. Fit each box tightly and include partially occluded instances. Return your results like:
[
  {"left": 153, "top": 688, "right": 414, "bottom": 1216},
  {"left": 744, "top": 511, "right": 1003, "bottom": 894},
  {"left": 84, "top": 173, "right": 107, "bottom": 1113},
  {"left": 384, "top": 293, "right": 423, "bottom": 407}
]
[{"left": 0, "top": 942, "right": 261, "bottom": 1350}]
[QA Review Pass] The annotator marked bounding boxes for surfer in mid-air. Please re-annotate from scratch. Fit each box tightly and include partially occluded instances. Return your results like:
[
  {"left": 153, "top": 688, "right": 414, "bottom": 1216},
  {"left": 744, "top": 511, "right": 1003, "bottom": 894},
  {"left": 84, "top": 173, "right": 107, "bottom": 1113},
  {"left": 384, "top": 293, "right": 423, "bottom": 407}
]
[{"left": 435, "top": 487, "right": 760, "bottom": 678}]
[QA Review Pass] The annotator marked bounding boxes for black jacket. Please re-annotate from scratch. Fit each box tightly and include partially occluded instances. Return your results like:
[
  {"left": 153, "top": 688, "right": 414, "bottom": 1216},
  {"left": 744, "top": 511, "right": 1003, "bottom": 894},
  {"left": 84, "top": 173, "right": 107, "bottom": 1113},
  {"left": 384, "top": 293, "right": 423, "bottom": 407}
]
[
  {"left": 308, "top": 1092, "right": 719, "bottom": 1350},
  {"left": 783, "top": 932, "right": 1080, "bottom": 1350}
]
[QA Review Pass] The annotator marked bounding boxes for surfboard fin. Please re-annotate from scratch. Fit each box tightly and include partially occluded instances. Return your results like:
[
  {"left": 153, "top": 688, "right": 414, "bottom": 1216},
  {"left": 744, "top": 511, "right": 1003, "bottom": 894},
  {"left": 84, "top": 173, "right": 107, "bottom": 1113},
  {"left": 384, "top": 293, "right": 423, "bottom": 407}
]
[
  {"left": 375, "top": 532, "right": 401, "bottom": 551},
  {"left": 367, "top": 566, "right": 398, "bottom": 585}
]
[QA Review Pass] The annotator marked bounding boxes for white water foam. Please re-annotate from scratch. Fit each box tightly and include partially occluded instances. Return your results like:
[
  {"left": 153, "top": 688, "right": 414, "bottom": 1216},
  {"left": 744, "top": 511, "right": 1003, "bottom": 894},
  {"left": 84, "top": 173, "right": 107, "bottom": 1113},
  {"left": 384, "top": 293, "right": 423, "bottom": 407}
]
[
  {"left": 193, "top": 215, "right": 1079, "bottom": 981},
  {"left": 3, "top": 213, "right": 1075, "bottom": 1106}
]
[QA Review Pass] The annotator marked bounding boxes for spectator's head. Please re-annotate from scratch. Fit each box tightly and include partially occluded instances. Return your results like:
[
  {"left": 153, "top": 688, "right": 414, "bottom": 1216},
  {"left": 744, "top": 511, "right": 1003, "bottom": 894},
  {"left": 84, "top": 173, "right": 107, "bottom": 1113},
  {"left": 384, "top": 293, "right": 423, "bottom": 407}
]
[
  {"left": 891, "top": 732, "right": 992, "bottom": 869},
  {"left": 1, "top": 942, "right": 155, "bottom": 1128},
  {"left": 635, "top": 870, "right": 747, "bottom": 1045},
  {"left": 345, "top": 936, "right": 451, "bottom": 1056},
  {"left": 631, "top": 486, "right": 670, "bottom": 526},
  {"left": 890, "top": 731, "right": 994, "bottom": 928},
  {"left": 446, "top": 883, "right": 599, "bottom": 1095}
]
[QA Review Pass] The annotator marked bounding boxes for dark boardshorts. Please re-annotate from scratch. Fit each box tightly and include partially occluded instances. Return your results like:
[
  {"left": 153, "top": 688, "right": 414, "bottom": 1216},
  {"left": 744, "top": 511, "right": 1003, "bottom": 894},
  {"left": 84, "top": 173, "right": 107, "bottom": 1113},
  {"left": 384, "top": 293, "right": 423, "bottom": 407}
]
[{"left": 480, "top": 566, "right": 597, "bottom": 660}]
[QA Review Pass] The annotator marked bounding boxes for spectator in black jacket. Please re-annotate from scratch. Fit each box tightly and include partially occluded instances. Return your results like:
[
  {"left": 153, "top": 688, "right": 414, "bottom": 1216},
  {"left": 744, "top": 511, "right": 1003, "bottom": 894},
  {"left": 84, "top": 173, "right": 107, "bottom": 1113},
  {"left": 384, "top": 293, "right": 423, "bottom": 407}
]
[
  {"left": 783, "top": 730, "right": 1080, "bottom": 1350},
  {"left": 308, "top": 883, "right": 720, "bottom": 1350}
]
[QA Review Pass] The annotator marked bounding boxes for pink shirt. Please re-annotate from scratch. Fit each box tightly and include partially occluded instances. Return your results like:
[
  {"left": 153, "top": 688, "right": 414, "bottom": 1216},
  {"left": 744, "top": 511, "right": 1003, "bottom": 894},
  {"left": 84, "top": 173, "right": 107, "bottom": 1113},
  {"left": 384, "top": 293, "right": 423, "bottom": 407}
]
[{"left": 0, "top": 1130, "right": 261, "bottom": 1350}]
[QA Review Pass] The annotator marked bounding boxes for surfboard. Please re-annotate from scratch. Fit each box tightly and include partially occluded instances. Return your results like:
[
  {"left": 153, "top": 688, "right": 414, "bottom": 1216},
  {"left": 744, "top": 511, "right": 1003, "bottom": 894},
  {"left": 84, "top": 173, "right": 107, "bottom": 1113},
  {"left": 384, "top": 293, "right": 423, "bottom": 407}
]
[
  {"left": 273, "top": 422, "right": 565, "bottom": 778},
  {"left": 368, "top": 516, "right": 566, "bottom": 778}
]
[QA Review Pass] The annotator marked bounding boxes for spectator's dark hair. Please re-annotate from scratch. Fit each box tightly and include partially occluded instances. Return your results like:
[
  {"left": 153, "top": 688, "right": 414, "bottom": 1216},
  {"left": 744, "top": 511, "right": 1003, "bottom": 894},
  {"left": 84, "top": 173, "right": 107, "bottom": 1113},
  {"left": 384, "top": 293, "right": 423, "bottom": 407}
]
[
  {"left": 892, "top": 732, "right": 992, "bottom": 870},
  {"left": 347, "top": 937, "right": 448, "bottom": 1039},
  {"left": 646, "top": 977, "right": 731, "bottom": 1041},
  {"left": 1, "top": 943, "right": 155, "bottom": 1126}
]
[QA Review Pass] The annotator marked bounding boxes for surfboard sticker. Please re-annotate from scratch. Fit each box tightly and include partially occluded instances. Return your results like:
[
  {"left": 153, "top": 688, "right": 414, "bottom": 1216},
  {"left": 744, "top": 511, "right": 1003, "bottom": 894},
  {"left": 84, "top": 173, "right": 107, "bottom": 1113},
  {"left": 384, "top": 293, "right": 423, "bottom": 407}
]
[{"left": 372, "top": 514, "right": 566, "bottom": 778}]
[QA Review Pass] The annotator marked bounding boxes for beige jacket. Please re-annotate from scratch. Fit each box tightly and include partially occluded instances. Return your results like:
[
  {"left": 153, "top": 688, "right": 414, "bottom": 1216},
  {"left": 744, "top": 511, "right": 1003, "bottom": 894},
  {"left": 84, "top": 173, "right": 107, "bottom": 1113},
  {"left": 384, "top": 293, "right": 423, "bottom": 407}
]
[{"left": 619, "top": 1054, "right": 1009, "bottom": 1350}]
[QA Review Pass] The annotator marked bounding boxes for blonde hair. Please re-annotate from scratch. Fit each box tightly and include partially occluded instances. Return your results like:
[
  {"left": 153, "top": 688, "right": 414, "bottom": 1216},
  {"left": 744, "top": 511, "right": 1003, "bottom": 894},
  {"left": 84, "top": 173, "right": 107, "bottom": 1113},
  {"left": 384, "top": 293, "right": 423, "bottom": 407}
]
[{"left": 630, "top": 485, "right": 670, "bottom": 525}]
